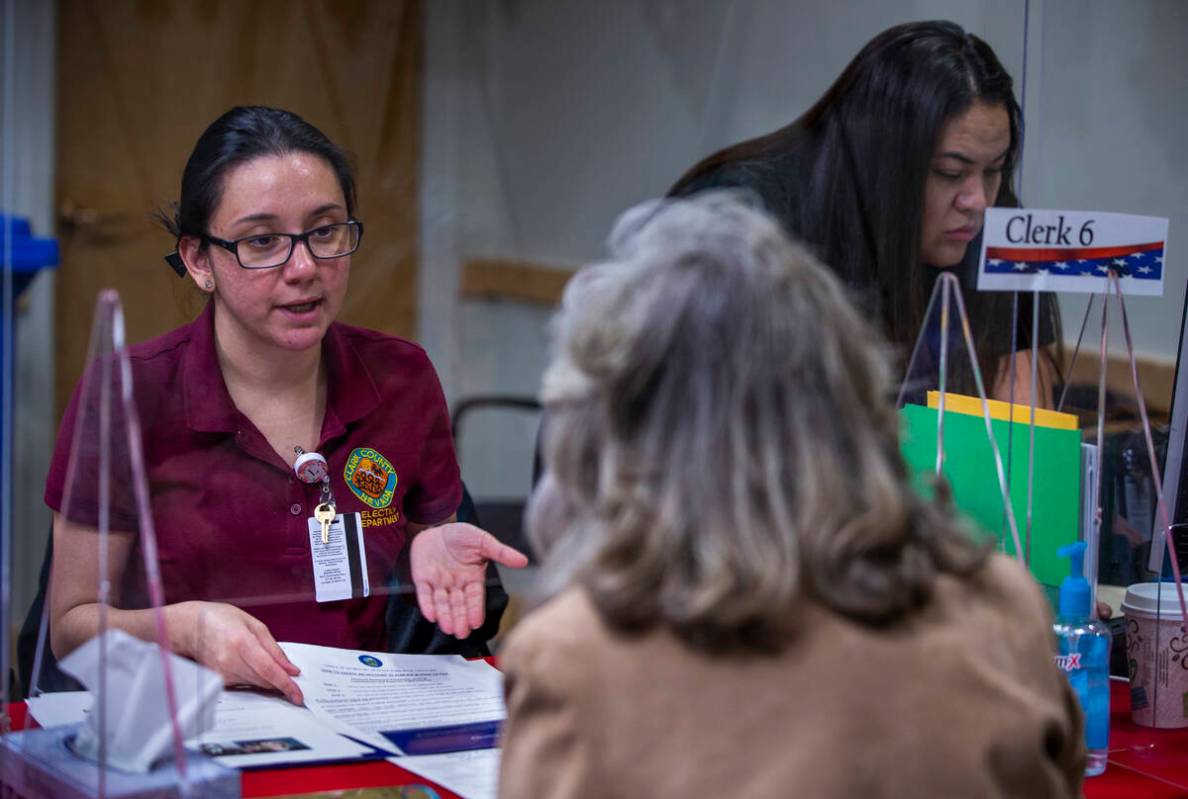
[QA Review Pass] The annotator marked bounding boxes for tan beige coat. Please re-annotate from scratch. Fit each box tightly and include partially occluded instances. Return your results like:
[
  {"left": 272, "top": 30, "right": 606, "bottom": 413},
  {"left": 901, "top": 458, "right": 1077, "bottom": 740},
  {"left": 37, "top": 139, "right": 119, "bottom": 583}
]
[{"left": 499, "top": 554, "right": 1085, "bottom": 798}]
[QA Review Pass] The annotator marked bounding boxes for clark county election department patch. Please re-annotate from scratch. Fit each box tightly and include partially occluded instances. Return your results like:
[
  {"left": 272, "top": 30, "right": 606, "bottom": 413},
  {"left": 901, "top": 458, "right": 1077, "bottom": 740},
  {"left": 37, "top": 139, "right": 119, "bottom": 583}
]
[{"left": 344, "top": 447, "right": 398, "bottom": 509}]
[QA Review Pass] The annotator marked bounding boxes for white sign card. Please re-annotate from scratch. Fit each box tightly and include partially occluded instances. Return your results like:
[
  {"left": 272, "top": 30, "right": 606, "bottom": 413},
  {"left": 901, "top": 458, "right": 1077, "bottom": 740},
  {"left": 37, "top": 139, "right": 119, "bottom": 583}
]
[{"left": 978, "top": 208, "right": 1169, "bottom": 296}]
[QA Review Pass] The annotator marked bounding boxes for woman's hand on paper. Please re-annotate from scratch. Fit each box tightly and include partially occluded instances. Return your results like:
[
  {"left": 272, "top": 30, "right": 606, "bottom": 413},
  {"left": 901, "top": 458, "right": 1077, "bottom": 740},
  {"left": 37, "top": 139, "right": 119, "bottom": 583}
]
[
  {"left": 172, "top": 601, "right": 304, "bottom": 705},
  {"left": 410, "top": 522, "right": 530, "bottom": 639}
]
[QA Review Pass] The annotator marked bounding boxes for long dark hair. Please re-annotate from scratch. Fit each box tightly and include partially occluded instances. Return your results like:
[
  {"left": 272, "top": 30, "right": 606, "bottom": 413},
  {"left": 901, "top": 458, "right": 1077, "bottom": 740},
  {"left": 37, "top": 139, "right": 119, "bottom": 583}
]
[
  {"left": 671, "top": 21, "right": 1055, "bottom": 391},
  {"left": 160, "top": 106, "right": 357, "bottom": 270}
]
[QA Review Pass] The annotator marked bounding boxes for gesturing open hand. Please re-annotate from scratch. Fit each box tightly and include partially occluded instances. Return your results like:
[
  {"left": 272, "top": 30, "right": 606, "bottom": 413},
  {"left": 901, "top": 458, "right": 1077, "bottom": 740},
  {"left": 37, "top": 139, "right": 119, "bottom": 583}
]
[{"left": 410, "top": 522, "right": 529, "bottom": 638}]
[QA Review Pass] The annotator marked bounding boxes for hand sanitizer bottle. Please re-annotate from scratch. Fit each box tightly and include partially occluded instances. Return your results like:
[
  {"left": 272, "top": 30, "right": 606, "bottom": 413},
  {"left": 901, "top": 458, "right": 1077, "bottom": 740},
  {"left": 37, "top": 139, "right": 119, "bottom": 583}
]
[{"left": 1053, "top": 541, "right": 1111, "bottom": 776}]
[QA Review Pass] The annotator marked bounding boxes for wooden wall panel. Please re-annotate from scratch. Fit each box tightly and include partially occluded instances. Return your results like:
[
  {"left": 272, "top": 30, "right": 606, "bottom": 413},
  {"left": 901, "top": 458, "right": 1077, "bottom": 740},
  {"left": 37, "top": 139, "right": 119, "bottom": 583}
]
[
  {"left": 460, "top": 258, "right": 576, "bottom": 306},
  {"left": 55, "top": 0, "right": 422, "bottom": 416}
]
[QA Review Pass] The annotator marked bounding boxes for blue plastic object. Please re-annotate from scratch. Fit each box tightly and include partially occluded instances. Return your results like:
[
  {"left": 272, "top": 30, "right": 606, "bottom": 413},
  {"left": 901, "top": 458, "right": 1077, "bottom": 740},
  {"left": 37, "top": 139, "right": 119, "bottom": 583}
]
[
  {"left": 1054, "top": 539, "right": 1111, "bottom": 776},
  {"left": 1, "top": 213, "right": 59, "bottom": 527},
  {"left": 0, "top": 213, "right": 59, "bottom": 321},
  {"left": 1, "top": 215, "right": 59, "bottom": 273},
  {"left": 1057, "top": 541, "right": 1091, "bottom": 619}
]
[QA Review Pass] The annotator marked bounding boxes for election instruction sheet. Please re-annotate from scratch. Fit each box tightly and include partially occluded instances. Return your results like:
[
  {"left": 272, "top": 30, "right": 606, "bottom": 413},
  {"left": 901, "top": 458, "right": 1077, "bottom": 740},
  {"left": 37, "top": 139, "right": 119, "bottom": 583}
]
[{"left": 279, "top": 642, "right": 506, "bottom": 756}]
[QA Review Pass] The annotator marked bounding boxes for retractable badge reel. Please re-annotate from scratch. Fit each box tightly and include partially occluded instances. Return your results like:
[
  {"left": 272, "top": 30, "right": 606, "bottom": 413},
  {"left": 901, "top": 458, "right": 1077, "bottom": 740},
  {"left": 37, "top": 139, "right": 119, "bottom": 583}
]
[{"left": 295, "top": 446, "right": 335, "bottom": 543}]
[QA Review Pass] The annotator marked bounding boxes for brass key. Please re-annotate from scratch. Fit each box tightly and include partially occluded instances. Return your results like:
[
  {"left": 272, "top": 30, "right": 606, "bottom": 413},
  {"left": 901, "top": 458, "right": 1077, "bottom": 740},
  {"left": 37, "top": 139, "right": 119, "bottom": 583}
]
[{"left": 315, "top": 502, "right": 336, "bottom": 545}]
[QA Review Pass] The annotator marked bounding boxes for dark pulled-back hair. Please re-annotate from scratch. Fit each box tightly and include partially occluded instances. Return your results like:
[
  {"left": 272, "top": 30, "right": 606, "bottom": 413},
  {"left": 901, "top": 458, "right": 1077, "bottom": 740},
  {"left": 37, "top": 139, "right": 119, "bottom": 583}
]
[
  {"left": 671, "top": 21, "right": 1049, "bottom": 386},
  {"left": 160, "top": 106, "right": 356, "bottom": 244}
]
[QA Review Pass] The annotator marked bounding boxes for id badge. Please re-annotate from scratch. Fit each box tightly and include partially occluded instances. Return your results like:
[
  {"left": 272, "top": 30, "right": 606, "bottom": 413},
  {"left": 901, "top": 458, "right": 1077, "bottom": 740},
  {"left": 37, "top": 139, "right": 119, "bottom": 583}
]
[{"left": 308, "top": 512, "right": 370, "bottom": 603}]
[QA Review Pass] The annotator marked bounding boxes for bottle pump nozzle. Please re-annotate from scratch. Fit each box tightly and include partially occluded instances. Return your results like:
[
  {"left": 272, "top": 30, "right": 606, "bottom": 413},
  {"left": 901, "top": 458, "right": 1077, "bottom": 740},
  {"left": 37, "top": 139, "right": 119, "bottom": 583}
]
[{"left": 1057, "top": 541, "right": 1091, "bottom": 620}]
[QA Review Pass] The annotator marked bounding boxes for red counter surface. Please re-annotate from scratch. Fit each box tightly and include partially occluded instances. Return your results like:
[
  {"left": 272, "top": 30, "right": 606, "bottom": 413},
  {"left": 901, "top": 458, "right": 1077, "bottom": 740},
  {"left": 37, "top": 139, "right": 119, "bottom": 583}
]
[
  {"left": 1082, "top": 680, "right": 1188, "bottom": 799},
  {"left": 9, "top": 679, "right": 1187, "bottom": 798}
]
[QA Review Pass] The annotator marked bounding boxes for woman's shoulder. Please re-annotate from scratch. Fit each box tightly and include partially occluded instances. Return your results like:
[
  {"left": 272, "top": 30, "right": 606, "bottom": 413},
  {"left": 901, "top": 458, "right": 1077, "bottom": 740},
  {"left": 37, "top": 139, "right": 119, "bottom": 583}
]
[
  {"left": 504, "top": 589, "right": 603, "bottom": 650},
  {"left": 674, "top": 155, "right": 809, "bottom": 240},
  {"left": 975, "top": 552, "right": 1051, "bottom": 608},
  {"left": 124, "top": 316, "right": 203, "bottom": 364},
  {"left": 938, "top": 552, "right": 1057, "bottom": 655},
  {"left": 500, "top": 589, "right": 616, "bottom": 680},
  {"left": 329, "top": 321, "right": 427, "bottom": 354},
  {"left": 677, "top": 159, "right": 783, "bottom": 200},
  {"left": 326, "top": 322, "right": 438, "bottom": 376}
]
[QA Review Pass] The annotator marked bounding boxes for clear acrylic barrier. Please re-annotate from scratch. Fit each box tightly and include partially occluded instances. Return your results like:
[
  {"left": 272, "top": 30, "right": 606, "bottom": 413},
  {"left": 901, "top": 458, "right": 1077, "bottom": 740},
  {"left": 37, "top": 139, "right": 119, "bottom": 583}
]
[
  {"left": 898, "top": 276, "right": 1077, "bottom": 598},
  {"left": 32, "top": 284, "right": 507, "bottom": 773},
  {"left": 3, "top": 0, "right": 1185, "bottom": 794},
  {"left": 1, "top": 0, "right": 13, "bottom": 738},
  {"left": 1024, "top": 0, "right": 1188, "bottom": 762},
  {"left": 889, "top": 0, "right": 1188, "bottom": 763},
  {"left": 10, "top": 275, "right": 509, "bottom": 792},
  {"left": 10, "top": 291, "right": 238, "bottom": 797}
]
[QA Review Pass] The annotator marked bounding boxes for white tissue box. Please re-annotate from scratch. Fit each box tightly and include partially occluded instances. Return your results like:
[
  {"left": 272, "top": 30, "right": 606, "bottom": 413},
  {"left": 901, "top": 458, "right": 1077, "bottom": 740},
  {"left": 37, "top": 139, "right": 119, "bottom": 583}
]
[{"left": 0, "top": 724, "right": 240, "bottom": 799}]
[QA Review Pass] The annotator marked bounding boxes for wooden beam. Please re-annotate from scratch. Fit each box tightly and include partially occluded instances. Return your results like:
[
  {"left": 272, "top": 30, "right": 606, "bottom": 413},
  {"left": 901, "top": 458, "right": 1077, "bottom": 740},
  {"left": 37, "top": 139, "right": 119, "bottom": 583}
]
[
  {"left": 460, "top": 257, "right": 576, "bottom": 306},
  {"left": 1064, "top": 351, "right": 1176, "bottom": 416}
]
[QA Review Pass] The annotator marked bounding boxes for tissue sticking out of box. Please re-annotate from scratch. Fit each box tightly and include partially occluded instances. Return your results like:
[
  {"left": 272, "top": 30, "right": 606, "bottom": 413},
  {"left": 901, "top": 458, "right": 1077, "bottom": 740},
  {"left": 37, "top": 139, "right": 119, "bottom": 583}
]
[{"left": 57, "top": 628, "right": 223, "bottom": 773}]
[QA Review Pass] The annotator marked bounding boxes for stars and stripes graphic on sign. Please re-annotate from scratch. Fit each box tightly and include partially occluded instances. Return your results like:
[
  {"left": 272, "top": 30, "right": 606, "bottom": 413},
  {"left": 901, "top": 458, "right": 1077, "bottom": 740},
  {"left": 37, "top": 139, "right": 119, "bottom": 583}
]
[
  {"left": 983, "top": 241, "right": 1164, "bottom": 281},
  {"left": 978, "top": 209, "right": 1169, "bottom": 296}
]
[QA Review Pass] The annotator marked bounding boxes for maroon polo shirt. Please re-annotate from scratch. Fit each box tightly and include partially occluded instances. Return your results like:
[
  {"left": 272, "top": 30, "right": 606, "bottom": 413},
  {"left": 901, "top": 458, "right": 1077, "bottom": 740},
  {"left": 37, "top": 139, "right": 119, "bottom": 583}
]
[{"left": 45, "top": 301, "right": 462, "bottom": 651}]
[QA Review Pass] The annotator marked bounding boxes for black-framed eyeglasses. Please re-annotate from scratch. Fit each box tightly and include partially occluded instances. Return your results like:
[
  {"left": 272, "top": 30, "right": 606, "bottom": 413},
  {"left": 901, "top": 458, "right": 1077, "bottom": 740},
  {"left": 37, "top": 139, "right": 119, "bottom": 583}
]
[
  {"left": 205, "top": 220, "right": 364, "bottom": 269},
  {"left": 163, "top": 220, "right": 364, "bottom": 276}
]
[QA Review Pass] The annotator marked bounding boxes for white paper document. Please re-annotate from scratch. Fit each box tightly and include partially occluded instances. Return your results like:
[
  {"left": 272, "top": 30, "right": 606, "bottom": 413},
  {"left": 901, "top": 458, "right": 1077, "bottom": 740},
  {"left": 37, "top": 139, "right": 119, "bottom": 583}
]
[
  {"left": 280, "top": 642, "right": 506, "bottom": 756},
  {"left": 27, "top": 688, "right": 373, "bottom": 769},
  {"left": 396, "top": 748, "right": 502, "bottom": 799},
  {"left": 190, "top": 689, "right": 374, "bottom": 768}
]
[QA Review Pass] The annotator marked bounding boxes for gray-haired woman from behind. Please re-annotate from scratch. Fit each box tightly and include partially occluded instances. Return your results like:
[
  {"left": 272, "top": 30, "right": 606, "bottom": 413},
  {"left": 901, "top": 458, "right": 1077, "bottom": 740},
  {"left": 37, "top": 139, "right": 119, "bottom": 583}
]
[{"left": 498, "top": 193, "right": 1084, "bottom": 799}]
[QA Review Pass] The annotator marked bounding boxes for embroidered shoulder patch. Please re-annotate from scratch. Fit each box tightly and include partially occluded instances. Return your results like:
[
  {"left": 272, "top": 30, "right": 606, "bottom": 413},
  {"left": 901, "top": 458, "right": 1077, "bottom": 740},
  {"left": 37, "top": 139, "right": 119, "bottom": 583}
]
[{"left": 344, "top": 447, "right": 398, "bottom": 509}]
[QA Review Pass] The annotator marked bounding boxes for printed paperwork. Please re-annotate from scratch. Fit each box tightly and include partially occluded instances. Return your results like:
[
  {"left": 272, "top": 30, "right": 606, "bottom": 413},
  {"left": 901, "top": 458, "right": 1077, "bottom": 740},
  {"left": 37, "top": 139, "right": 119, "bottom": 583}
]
[
  {"left": 27, "top": 688, "right": 372, "bottom": 769},
  {"left": 280, "top": 642, "right": 506, "bottom": 756},
  {"left": 28, "top": 642, "right": 507, "bottom": 775}
]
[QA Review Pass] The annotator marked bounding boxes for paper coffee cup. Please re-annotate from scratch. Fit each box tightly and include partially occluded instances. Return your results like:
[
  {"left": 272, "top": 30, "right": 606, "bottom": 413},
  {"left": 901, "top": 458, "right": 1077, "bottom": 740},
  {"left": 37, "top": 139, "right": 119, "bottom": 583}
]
[{"left": 1122, "top": 582, "right": 1188, "bottom": 728}]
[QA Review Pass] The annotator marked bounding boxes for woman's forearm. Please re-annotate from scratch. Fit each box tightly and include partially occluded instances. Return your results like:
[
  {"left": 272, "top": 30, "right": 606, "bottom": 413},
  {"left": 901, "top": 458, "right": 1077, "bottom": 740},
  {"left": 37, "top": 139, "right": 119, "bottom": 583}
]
[
  {"left": 992, "top": 348, "right": 1055, "bottom": 408},
  {"left": 50, "top": 601, "right": 194, "bottom": 661}
]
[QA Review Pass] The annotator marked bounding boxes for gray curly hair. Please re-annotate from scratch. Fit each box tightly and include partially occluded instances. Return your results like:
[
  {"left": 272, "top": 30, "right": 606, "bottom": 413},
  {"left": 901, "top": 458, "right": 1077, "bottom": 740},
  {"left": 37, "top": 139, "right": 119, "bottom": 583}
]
[{"left": 529, "top": 191, "right": 984, "bottom": 652}]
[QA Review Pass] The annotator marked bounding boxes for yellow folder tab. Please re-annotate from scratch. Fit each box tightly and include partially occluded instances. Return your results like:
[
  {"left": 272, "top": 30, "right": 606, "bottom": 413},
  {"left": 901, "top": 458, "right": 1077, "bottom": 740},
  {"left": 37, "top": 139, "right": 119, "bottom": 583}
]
[{"left": 926, "top": 391, "right": 1079, "bottom": 430}]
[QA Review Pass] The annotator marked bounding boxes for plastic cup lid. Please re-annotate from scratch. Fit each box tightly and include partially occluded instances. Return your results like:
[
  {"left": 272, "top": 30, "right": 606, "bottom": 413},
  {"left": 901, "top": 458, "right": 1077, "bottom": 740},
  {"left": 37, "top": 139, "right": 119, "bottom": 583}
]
[{"left": 1121, "top": 582, "right": 1188, "bottom": 619}]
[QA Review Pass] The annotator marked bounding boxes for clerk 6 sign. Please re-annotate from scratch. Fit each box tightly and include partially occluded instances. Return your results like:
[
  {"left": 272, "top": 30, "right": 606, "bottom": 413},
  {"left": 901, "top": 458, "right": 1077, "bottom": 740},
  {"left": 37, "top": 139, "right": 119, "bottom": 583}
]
[{"left": 978, "top": 208, "right": 1168, "bottom": 296}]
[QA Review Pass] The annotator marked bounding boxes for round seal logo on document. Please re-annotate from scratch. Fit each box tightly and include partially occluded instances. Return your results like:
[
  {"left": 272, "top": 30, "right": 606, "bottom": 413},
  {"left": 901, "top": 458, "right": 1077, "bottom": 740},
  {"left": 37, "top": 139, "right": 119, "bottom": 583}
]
[
  {"left": 344, "top": 447, "right": 398, "bottom": 509},
  {"left": 358, "top": 655, "right": 383, "bottom": 668}
]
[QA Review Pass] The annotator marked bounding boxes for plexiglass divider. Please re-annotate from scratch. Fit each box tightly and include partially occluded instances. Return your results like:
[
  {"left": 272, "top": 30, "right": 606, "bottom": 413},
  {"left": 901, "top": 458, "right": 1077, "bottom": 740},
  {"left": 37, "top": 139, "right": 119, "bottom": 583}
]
[
  {"left": 1065, "top": 273, "right": 1188, "bottom": 738},
  {"left": 2, "top": 290, "right": 238, "bottom": 798},
  {"left": 1, "top": 0, "right": 18, "bottom": 738},
  {"left": 898, "top": 272, "right": 1030, "bottom": 572}
]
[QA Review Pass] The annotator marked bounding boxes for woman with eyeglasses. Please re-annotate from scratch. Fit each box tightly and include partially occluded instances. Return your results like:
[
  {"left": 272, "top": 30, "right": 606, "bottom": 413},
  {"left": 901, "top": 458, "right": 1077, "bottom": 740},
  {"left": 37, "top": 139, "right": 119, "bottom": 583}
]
[{"left": 44, "top": 106, "right": 527, "bottom": 704}]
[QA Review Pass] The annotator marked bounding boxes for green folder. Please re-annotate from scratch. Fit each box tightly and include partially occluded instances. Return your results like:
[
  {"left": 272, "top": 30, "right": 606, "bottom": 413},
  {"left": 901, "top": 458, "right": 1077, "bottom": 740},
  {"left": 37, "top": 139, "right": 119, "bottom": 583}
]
[{"left": 900, "top": 403, "right": 1081, "bottom": 588}]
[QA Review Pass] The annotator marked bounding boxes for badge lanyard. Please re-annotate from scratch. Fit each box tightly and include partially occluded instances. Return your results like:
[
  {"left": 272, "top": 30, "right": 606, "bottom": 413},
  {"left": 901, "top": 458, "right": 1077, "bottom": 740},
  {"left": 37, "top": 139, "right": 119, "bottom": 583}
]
[{"left": 295, "top": 447, "right": 369, "bottom": 602}]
